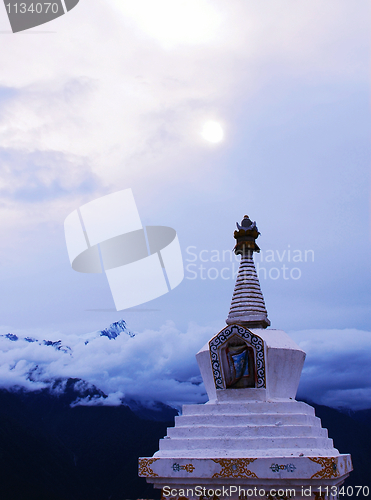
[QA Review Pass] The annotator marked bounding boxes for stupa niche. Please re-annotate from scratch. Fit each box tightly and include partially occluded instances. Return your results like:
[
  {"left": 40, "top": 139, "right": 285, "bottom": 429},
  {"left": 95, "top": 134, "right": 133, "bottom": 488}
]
[{"left": 139, "top": 216, "right": 352, "bottom": 500}]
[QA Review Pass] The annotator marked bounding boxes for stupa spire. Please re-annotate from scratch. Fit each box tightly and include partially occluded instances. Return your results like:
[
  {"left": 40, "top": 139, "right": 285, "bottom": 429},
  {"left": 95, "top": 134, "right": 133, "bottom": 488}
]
[{"left": 226, "top": 215, "right": 270, "bottom": 328}]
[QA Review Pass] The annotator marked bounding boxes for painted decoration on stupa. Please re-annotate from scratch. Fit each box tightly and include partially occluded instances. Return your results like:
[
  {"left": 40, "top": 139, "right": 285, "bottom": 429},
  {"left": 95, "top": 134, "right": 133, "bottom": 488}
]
[{"left": 209, "top": 324, "right": 266, "bottom": 389}]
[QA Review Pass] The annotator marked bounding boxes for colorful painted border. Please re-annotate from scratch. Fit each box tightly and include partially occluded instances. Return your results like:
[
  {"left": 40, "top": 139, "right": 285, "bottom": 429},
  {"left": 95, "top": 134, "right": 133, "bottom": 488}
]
[
  {"left": 138, "top": 455, "right": 352, "bottom": 480},
  {"left": 209, "top": 324, "right": 266, "bottom": 389}
]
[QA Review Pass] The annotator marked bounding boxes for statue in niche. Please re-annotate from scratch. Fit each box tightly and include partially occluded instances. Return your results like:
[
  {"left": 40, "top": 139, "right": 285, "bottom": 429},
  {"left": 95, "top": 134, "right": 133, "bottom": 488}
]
[{"left": 220, "top": 335, "right": 256, "bottom": 388}]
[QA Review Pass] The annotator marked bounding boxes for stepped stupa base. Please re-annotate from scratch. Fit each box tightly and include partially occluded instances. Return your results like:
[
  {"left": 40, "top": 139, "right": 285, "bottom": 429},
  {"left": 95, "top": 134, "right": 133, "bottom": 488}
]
[{"left": 139, "top": 400, "right": 352, "bottom": 499}]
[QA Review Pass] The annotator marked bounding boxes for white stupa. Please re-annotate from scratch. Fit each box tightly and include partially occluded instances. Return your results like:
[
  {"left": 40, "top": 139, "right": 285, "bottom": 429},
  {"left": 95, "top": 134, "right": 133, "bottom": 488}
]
[{"left": 139, "top": 216, "right": 352, "bottom": 500}]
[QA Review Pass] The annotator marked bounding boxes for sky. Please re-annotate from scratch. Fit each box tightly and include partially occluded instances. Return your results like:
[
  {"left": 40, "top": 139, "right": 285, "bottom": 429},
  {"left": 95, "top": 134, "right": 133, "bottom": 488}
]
[{"left": 0, "top": 0, "right": 370, "bottom": 410}]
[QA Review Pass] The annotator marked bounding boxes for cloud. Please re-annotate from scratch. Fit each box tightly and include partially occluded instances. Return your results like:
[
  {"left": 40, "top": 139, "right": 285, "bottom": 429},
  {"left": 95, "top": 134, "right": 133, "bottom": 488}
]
[
  {"left": 0, "top": 147, "right": 99, "bottom": 202},
  {"left": 0, "top": 322, "right": 369, "bottom": 410},
  {"left": 0, "top": 321, "right": 214, "bottom": 408},
  {"left": 111, "top": 0, "right": 222, "bottom": 48},
  {"left": 0, "top": 0, "right": 368, "bottom": 219},
  {"left": 291, "top": 329, "right": 371, "bottom": 410}
]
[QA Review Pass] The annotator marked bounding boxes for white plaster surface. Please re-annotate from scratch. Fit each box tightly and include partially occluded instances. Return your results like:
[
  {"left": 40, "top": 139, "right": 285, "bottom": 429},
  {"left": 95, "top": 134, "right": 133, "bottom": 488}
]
[
  {"left": 154, "top": 401, "right": 338, "bottom": 459},
  {"left": 140, "top": 327, "right": 351, "bottom": 494},
  {"left": 195, "top": 342, "right": 216, "bottom": 403},
  {"left": 141, "top": 400, "right": 352, "bottom": 498},
  {"left": 197, "top": 326, "right": 305, "bottom": 402},
  {"left": 226, "top": 251, "right": 270, "bottom": 326}
]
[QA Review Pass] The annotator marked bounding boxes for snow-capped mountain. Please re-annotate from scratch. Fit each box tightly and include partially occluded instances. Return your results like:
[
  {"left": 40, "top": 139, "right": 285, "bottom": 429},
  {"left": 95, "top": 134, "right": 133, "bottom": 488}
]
[
  {"left": 0, "top": 319, "right": 134, "bottom": 351},
  {"left": 0, "top": 319, "right": 139, "bottom": 401},
  {"left": 99, "top": 319, "right": 134, "bottom": 340}
]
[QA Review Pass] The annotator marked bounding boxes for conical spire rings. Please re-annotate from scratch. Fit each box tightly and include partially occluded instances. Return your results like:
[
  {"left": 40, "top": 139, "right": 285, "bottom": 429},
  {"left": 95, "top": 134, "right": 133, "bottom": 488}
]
[{"left": 226, "top": 216, "right": 270, "bottom": 329}]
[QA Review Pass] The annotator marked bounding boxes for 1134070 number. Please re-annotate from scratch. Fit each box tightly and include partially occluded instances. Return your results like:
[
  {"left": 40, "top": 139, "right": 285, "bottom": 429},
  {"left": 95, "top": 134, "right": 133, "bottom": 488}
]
[{"left": 5, "top": 3, "right": 59, "bottom": 14}]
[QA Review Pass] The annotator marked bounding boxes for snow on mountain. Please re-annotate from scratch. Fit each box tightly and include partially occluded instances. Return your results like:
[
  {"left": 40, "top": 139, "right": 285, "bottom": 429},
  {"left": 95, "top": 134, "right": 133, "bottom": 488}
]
[
  {"left": 0, "top": 319, "right": 133, "bottom": 350},
  {"left": 42, "top": 340, "right": 72, "bottom": 354},
  {"left": 4, "top": 333, "right": 18, "bottom": 341},
  {"left": 99, "top": 319, "right": 134, "bottom": 340}
]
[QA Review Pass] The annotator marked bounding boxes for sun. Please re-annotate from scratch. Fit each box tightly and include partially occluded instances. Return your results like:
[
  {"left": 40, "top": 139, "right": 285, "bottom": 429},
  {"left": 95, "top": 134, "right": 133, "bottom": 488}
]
[{"left": 201, "top": 121, "right": 224, "bottom": 144}]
